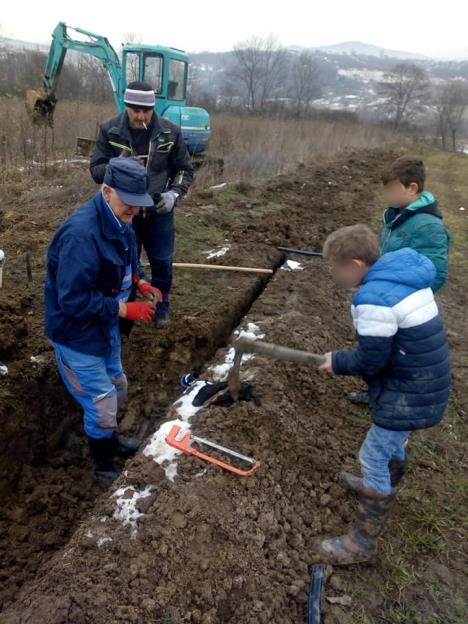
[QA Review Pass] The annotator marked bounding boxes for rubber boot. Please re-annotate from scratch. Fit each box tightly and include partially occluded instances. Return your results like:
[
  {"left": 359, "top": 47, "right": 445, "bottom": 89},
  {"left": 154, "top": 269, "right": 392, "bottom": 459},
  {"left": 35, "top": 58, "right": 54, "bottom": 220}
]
[
  {"left": 155, "top": 312, "right": 170, "bottom": 329},
  {"left": 88, "top": 435, "right": 120, "bottom": 488},
  {"left": 311, "top": 489, "right": 394, "bottom": 565},
  {"left": 348, "top": 390, "right": 370, "bottom": 405},
  {"left": 341, "top": 456, "right": 408, "bottom": 494},
  {"left": 117, "top": 434, "right": 142, "bottom": 458},
  {"left": 389, "top": 457, "right": 408, "bottom": 487}
]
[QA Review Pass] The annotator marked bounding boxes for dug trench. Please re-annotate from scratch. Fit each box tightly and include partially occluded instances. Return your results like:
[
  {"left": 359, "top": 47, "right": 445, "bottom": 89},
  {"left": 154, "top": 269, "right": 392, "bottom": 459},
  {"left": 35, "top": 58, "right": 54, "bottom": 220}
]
[{"left": 0, "top": 148, "right": 465, "bottom": 622}]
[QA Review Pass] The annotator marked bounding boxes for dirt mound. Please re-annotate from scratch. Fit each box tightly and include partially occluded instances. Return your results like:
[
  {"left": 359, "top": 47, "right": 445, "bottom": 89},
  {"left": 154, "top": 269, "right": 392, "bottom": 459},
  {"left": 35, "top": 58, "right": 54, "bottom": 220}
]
[{"left": 0, "top": 148, "right": 393, "bottom": 622}]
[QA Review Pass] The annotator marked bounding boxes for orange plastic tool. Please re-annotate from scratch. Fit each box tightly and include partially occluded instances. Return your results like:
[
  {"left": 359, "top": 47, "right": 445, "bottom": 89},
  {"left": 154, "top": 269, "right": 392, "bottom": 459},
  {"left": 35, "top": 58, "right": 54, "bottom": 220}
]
[{"left": 165, "top": 424, "right": 261, "bottom": 477}]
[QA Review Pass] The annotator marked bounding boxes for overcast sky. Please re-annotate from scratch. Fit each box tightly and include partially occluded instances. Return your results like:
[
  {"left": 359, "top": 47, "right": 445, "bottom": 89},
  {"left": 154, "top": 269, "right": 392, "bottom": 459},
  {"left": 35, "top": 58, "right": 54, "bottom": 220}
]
[{"left": 2, "top": 0, "right": 468, "bottom": 59}]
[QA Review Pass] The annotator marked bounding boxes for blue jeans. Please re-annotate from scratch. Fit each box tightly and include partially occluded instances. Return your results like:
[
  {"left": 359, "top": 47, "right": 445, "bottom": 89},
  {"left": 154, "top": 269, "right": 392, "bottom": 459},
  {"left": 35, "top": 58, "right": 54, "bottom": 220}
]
[
  {"left": 359, "top": 424, "right": 411, "bottom": 495},
  {"left": 133, "top": 210, "right": 174, "bottom": 315},
  {"left": 52, "top": 324, "right": 127, "bottom": 439}
]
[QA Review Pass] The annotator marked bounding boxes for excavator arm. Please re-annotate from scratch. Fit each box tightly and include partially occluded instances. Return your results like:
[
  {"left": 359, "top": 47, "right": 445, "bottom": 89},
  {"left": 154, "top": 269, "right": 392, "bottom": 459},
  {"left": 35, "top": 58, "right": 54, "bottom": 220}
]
[{"left": 26, "top": 22, "right": 122, "bottom": 126}]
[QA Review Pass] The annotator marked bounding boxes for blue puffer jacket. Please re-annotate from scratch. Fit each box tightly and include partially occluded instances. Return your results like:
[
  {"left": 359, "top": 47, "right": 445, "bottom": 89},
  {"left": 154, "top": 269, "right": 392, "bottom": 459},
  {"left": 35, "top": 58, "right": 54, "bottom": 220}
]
[
  {"left": 332, "top": 248, "right": 451, "bottom": 431},
  {"left": 45, "top": 192, "right": 142, "bottom": 357}
]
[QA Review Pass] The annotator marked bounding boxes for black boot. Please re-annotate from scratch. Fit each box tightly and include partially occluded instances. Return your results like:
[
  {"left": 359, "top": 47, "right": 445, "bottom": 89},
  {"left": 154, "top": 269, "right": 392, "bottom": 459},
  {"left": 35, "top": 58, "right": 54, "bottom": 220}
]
[
  {"left": 348, "top": 390, "right": 370, "bottom": 405},
  {"left": 116, "top": 434, "right": 142, "bottom": 458},
  {"left": 389, "top": 457, "right": 408, "bottom": 487},
  {"left": 88, "top": 435, "right": 120, "bottom": 488}
]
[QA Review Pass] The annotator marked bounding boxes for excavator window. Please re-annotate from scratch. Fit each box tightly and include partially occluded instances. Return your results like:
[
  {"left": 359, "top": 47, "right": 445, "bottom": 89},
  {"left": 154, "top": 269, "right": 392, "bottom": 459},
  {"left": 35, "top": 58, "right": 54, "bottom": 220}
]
[
  {"left": 126, "top": 52, "right": 140, "bottom": 84},
  {"left": 168, "top": 59, "right": 187, "bottom": 100},
  {"left": 143, "top": 54, "right": 163, "bottom": 94}
]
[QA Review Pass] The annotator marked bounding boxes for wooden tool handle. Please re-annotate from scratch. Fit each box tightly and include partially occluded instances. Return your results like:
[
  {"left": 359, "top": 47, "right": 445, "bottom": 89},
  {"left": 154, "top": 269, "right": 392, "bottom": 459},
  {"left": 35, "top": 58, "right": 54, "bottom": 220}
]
[
  {"left": 173, "top": 262, "right": 273, "bottom": 275},
  {"left": 234, "top": 337, "right": 326, "bottom": 367}
]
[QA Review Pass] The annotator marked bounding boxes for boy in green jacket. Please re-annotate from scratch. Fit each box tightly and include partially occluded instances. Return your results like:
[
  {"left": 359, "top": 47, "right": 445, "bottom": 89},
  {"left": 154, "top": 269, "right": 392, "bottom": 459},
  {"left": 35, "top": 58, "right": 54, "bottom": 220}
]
[
  {"left": 380, "top": 155, "right": 450, "bottom": 292},
  {"left": 350, "top": 155, "right": 450, "bottom": 406}
]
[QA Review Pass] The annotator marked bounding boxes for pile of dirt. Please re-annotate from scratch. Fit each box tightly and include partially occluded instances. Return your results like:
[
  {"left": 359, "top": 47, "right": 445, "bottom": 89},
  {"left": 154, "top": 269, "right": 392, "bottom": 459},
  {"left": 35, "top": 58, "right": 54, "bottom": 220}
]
[{"left": 0, "top": 149, "right": 395, "bottom": 622}]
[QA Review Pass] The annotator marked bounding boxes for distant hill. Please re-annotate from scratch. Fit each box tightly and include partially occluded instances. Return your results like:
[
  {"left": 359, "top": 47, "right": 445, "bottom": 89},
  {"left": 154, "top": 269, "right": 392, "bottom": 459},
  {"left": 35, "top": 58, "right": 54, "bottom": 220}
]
[
  {"left": 0, "top": 36, "right": 48, "bottom": 52},
  {"left": 308, "top": 41, "right": 427, "bottom": 60}
]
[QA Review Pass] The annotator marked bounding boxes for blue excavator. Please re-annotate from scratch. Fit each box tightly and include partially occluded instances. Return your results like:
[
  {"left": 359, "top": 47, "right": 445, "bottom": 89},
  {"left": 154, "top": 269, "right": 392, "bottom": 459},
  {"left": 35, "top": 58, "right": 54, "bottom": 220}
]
[{"left": 26, "top": 22, "right": 211, "bottom": 157}]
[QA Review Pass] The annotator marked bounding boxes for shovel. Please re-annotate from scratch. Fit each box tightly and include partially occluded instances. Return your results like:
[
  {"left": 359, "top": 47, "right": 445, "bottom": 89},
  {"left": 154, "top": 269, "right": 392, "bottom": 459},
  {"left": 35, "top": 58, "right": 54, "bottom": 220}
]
[{"left": 227, "top": 337, "right": 326, "bottom": 401}]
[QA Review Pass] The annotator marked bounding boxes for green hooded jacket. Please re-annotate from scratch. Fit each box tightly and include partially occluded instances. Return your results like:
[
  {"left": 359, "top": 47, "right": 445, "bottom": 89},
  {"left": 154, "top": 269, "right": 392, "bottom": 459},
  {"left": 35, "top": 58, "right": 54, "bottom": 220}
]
[{"left": 380, "top": 191, "right": 450, "bottom": 292}]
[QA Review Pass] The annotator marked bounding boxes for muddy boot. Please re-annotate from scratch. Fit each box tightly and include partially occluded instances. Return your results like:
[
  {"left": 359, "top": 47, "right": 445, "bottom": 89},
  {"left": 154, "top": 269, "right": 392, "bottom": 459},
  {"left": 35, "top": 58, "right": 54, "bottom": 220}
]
[
  {"left": 389, "top": 457, "right": 408, "bottom": 487},
  {"left": 340, "top": 471, "right": 364, "bottom": 494},
  {"left": 88, "top": 435, "right": 120, "bottom": 488},
  {"left": 348, "top": 390, "right": 369, "bottom": 405},
  {"left": 311, "top": 489, "right": 394, "bottom": 565},
  {"left": 341, "top": 456, "right": 409, "bottom": 495},
  {"left": 117, "top": 434, "right": 142, "bottom": 458},
  {"left": 155, "top": 312, "right": 170, "bottom": 329}
]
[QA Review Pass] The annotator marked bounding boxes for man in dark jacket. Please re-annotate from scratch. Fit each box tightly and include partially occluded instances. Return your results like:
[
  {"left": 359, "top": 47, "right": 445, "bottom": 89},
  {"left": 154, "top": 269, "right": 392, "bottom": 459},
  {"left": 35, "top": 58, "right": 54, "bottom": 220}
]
[
  {"left": 90, "top": 81, "right": 194, "bottom": 327},
  {"left": 313, "top": 224, "right": 450, "bottom": 565},
  {"left": 45, "top": 158, "right": 163, "bottom": 487}
]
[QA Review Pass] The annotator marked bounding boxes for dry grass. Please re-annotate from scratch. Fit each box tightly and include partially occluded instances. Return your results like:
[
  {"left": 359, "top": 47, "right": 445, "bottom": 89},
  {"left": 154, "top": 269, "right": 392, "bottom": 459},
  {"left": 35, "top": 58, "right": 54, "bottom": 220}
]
[
  {"left": 205, "top": 113, "right": 399, "bottom": 183},
  {"left": 0, "top": 96, "right": 398, "bottom": 183}
]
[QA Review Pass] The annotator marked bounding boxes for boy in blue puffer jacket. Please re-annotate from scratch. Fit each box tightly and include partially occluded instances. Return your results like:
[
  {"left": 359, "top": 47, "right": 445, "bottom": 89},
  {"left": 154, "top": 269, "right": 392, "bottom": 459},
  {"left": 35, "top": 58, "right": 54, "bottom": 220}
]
[{"left": 313, "top": 224, "right": 451, "bottom": 565}]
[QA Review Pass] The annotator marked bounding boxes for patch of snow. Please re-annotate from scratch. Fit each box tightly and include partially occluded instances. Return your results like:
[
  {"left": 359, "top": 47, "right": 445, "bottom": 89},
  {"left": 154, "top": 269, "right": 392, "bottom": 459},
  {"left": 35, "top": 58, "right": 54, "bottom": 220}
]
[
  {"left": 143, "top": 381, "right": 207, "bottom": 479},
  {"left": 0, "top": 364, "right": 8, "bottom": 376},
  {"left": 459, "top": 206, "right": 465, "bottom": 211},
  {"left": 97, "top": 537, "right": 112, "bottom": 547},
  {"left": 210, "top": 322, "right": 265, "bottom": 381},
  {"left": 206, "top": 245, "right": 230, "bottom": 259},
  {"left": 282, "top": 259, "right": 304, "bottom": 271},
  {"left": 143, "top": 322, "right": 265, "bottom": 481},
  {"left": 113, "top": 485, "right": 153, "bottom": 538}
]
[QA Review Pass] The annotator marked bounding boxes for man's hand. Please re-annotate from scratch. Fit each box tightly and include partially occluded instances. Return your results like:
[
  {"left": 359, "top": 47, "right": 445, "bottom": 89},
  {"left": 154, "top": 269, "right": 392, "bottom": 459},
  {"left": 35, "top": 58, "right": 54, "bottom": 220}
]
[
  {"left": 319, "top": 352, "right": 334, "bottom": 374},
  {"left": 119, "top": 301, "right": 155, "bottom": 322},
  {"left": 156, "top": 191, "right": 178, "bottom": 215},
  {"left": 137, "top": 280, "right": 163, "bottom": 304}
]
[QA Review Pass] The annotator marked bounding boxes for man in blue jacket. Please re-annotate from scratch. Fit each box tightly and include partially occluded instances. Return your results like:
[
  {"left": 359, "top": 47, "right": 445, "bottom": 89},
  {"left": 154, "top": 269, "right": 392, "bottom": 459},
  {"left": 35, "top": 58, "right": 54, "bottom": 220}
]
[
  {"left": 90, "top": 81, "right": 194, "bottom": 328},
  {"left": 313, "top": 224, "right": 451, "bottom": 565},
  {"left": 45, "top": 158, "right": 163, "bottom": 487}
]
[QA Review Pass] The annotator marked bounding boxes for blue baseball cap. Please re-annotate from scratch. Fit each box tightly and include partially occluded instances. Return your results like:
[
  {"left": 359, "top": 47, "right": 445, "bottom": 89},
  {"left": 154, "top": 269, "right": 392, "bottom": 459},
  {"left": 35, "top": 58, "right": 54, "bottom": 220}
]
[{"left": 103, "top": 157, "right": 154, "bottom": 207}]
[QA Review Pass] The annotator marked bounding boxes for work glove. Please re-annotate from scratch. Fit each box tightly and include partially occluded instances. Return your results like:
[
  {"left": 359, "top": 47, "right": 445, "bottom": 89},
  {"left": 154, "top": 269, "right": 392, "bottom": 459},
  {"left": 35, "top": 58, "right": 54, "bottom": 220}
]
[
  {"left": 121, "top": 301, "right": 155, "bottom": 322},
  {"left": 138, "top": 281, "right": 163, "bottom": 304},
  {"left": 156, "top": 190, "right": 178, "bottom": 215}
]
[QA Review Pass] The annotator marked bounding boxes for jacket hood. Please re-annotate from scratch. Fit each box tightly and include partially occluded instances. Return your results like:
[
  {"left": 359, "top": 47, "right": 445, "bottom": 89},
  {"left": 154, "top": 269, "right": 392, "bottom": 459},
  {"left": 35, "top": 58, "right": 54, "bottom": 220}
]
[{"left": 364, "top": 247, "right": 436, "bottom": 291}]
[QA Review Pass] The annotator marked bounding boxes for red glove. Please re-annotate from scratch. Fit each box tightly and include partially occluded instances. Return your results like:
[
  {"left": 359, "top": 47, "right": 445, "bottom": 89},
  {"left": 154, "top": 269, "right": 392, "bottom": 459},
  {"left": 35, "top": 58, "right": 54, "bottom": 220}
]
[
  {"left": 123, "top": 301, "right": 155, "bottom": 322},
  {"left": 138, "top": 281, "right": 163, "bottom": 304}
]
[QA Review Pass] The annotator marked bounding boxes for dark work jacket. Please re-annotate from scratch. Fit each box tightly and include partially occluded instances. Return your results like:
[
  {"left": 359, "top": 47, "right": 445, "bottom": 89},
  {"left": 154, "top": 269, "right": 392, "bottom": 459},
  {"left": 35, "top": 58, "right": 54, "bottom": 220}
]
[{"left": 89, "top": 112, "right": 194, "bottom": 199}]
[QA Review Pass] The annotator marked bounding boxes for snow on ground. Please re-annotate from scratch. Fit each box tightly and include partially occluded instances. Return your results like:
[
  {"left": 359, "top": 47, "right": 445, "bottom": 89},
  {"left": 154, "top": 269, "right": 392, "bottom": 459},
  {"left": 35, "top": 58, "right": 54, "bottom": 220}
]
[
  {"left": 209, "top": 322, "right": 265, "bottom": 381},
  {"left": 205, "top": 245, "right": 230, "bottom": 259},
  {"left": 142, "top": 322, "right": 265, "bottom": 482},
  {"left": 112, "top": 485, "right": 153, "bottom": 538},
  {"left": 281, "top": 259, "right": 304, "bottom": 271}
]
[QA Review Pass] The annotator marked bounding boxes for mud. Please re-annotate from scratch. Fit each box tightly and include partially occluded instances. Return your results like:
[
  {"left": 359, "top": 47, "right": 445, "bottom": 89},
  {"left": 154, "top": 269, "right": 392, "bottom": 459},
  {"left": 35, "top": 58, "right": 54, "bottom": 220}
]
[{"left": 1, "top": 148, "right": 464, "bottom": 622}]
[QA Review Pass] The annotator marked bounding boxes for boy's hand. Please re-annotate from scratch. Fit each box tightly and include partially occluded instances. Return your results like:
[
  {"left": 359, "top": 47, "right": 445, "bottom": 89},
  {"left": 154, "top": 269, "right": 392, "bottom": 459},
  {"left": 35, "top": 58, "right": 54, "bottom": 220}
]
[{"left": 319, "top": 352, "right": 334, "bottom": 374}]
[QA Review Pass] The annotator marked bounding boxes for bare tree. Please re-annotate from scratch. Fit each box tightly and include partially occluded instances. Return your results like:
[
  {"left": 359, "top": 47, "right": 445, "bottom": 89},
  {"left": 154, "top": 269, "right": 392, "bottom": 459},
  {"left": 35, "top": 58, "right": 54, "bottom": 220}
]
[
  {"left": 231, "top": 35, "right": 286, "bottom": 110},
  {"left": 434, "top": 80, "right": 468, "bottom": 150},
  {"left": 291, "top": 51, "right": 321, "bottom": 117},
  {"left": 231, "top": 37, "right": 264, "bottom": 109},
  {"left": 258, "top": 35, "right": 287, "bottom": 109},
  {"left": 379, "top": 63, "right": 429, "bottom": 128}
]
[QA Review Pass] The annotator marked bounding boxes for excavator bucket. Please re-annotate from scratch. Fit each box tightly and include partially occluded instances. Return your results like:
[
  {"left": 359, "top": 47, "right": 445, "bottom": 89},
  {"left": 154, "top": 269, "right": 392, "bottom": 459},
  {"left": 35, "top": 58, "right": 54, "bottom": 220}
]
[{"left": 25, "top": 89, "right": 57, "bottom": 127}]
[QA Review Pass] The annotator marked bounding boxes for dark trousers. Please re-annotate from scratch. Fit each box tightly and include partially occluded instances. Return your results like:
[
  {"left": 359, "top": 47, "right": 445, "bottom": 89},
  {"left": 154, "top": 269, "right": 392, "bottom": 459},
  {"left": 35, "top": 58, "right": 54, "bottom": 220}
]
[{"left": 132, "top": 210, "right": 174, "bottom": 315}]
